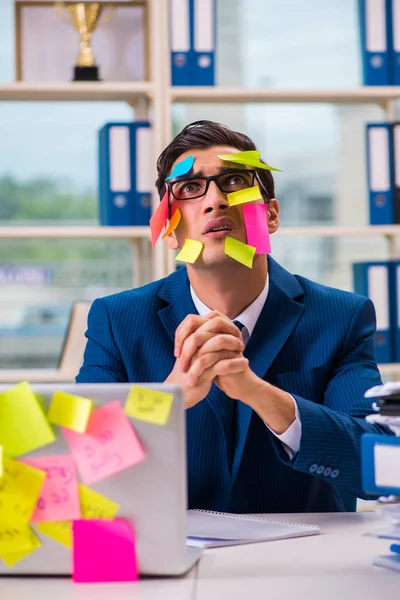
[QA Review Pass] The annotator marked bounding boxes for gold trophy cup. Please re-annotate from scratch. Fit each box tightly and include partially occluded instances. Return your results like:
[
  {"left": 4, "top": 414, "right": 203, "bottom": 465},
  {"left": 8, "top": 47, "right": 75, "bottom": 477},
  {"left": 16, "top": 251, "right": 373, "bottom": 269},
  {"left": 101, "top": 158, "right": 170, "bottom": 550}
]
[{"left": 54, "top": 2, "right": 115, "bottom": 81}]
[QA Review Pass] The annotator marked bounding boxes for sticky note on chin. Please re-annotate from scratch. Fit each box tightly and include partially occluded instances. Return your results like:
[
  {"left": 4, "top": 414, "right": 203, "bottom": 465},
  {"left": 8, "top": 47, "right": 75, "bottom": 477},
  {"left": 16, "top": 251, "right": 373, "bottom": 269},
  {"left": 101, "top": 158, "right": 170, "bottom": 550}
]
[
  {"left": 125, "top": 386, "right": 174, "bottom": 426},
  {"left": 0, "top": 381, "right": 55, "bottom": 457},
  {"left": 175, "top": 239, "right": 203, "bottom": 264},
  {"left": 224, "top": 236, "right": 256, "bottom": 269},
  {"left": 227, "top": 185, "right": 262, "bottom": 206},
  {"left": 47, "top": 391, "right": 93, "bottom": 433}
]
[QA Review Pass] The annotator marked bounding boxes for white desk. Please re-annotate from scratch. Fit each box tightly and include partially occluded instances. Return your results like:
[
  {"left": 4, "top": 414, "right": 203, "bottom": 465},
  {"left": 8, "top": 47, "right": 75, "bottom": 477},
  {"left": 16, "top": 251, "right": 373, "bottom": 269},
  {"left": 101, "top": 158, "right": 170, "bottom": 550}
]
[{"left": 0, "top": 513, "right": 398, "bottom": 600}]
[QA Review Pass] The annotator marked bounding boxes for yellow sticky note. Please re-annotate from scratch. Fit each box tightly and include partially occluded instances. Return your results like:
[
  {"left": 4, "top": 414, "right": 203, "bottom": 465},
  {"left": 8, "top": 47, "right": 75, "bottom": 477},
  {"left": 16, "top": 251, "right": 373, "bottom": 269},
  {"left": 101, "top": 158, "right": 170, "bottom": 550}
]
[
  {"left": 125, "top": 386, "right": 174, "bottom": 426},
  {"left": 47, "top": 391, "right": 93, "bottom": 433},
  {"left": 0, "top": 446, "right": 3, "bottom": 478},
  {"left": 227, "top": 185, "right": 262, "bottom": 206},
  {"left": 36, "top": 484, "right": 120, "bottom": 549},
  {"left": 218, "top": 151, "right": 283, "bottom": 172},
  {"left": 0, "top": 382, "right": 55, "bottom": 457},
  {"left": 162, "top": 209, "right": 181, "bottom": 238},
  {"left": 225, "top": 236, "right": 256, "bottom": 269},
  {"left": 1, "top": 527, "right": 41, "bottom": 567},
  {"left": 175, "top": 239, "right": 203, "bottom": 264},
  {"left": 0, "top": 523, "right": 37, "bottom": 558},
  {"left": 0, "top": 456, "right": 46, "bottom": 525}
]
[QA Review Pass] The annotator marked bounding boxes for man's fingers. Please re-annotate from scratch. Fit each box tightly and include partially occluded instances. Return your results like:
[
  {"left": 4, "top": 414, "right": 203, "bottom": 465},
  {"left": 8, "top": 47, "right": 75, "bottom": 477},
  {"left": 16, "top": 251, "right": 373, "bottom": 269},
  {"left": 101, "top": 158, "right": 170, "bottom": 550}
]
[
  {"left": 196, "top": 357, "right": 249, "bottom": 388},
  {"left": 186, "top": 350, "right": 240, "bottom": 387},
  {"left": 174, "top": 311, "right": 221, "bottom": 357},
  {"left": 179, "top": 331, "right": 216, "bottom": 371}
]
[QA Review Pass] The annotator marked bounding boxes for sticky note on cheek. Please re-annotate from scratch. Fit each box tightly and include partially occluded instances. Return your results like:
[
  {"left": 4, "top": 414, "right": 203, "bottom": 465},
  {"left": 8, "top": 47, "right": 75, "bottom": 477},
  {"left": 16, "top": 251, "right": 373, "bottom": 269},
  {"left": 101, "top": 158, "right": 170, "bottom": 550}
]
[
  {"left": 150, "top": 189, "right": 169, "bottom": 247},
  {"left": 62, "top": 401, "right": 145, "bottom": 485},
  {"left": 224, "top": 236, "right": 256, "bottom": 269},
  {"left": 47, "top": 391, "right": 92, "bottom": 433},
  {"left": 125, "top": 386, "right": 174, "bottom": 426},
  {"left": 242, "top": 204, "right": 271, "bottom": 254},
  {"left": 175, "top": 239, "right": 203, "bottom": 264},
  {"left": 227, "top": 185, "right": 262, "bottom": 207},
  {"left": 162, "top": 209, "right": 181, "bottom": 238}
]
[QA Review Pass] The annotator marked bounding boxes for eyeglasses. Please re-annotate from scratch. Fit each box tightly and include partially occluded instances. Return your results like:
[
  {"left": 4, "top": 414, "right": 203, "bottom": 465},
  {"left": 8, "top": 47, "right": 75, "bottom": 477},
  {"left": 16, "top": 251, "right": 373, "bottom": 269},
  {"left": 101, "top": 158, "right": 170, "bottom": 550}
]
[{"left": 167, "top": 169, "right": 257, "bottom": 201}]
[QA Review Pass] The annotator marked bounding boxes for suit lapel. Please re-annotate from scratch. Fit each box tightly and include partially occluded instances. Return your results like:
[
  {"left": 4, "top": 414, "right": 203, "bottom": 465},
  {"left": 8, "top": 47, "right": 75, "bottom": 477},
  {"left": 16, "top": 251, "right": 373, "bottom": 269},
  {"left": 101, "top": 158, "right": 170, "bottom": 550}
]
[
  {"left": 231, "top": 257, "right": 305, "bottom": 485},
  {"left": 157, "top": 269, "right": 235, "bottom": 466}
]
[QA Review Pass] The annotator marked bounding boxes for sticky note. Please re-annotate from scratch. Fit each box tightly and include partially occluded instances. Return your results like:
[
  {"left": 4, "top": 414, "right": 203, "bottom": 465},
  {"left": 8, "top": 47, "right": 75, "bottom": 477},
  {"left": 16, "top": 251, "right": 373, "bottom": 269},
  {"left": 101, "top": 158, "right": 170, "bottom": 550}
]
[
  {"left": 1, "top": 527, "right": 41, "bottom": 567},
  {"left": 0, "top": 456, "right": 46, "bottom": 525},
  {"left": 227, "top": 185, "right": 262, "bottom": 207},
  {"left": 47, "top": 391, "right": 92, "bottom": 433},
  {"left": 125, "top": 386, "right": 174, "bottom": 426},
  {"left": 22, "top": 455, "right": 80, "bottom": 523},
  {"left": 0, "top": 523, "right": 38, "bottom": 557},
  {"left": 63, "top": 401, "right": 145, "bottom": 485},
  {"left": 242, "top": 204, "right": 271, "bottom": 254},
  {"left": 72, "top": 519, "right": 138, "bottom": 583},
  {"left": 150, "top": 189, "right": 169, "bottom": 247},
  {"left": 218, "top": 151, "right": 283, "bottom": 172},
  {"left": 165, "top": 154, "right": 194, "bottom": 180},
  {"left": 36, "top": 483, "right": 120, "bottom": 549},
  {"left": 0, "top": 381, "right": 55, "bottom": 457},
  {"left": 0, "top": 446, "right": 2, "bottom": 478},
  {"left": 162, "top": 208, "right": 181, "bottom": 238},
  {"left": 224, "top": 236, "right": 256, "bottom": 269},
  {"left": 175, "top": 239, "right": 203, "bottom": 264}
]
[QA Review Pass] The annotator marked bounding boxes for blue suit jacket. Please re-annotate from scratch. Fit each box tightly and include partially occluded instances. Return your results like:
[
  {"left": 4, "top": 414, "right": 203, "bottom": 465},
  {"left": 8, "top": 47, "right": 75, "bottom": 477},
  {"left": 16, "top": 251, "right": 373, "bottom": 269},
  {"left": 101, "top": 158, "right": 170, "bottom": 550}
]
[{"left": 77, "top": 257, "right": 387, "bottom": 513}]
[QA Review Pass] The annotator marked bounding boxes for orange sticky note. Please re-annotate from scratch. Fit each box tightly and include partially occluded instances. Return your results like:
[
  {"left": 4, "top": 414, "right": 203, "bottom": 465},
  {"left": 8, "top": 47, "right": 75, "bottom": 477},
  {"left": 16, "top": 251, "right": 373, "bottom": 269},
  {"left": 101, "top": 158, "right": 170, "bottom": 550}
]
[
  {"left": 162, "top": 209, "right": 181, "bottom": 238},
  {"left": 227, "top": 185, "right": 262, "bottom": 207},
  {"left": 150, "top": 190, "right": 169, "bottom": 246},
  {"left": 175, "top": 239, "right": 203, "bottom": 264},
  {"left": 62, "top": 401, "right": 145, "bottom": 485},
  {"left": 224, "top": 236, "right": 256, "bottom": 269}
]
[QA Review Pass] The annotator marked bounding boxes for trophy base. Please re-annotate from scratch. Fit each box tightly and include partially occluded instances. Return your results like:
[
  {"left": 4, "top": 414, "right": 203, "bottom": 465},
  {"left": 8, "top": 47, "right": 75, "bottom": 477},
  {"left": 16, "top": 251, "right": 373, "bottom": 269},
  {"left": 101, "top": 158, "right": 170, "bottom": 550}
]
[{"left": 73, "top": 65, "right": 101, "bottom": 82}]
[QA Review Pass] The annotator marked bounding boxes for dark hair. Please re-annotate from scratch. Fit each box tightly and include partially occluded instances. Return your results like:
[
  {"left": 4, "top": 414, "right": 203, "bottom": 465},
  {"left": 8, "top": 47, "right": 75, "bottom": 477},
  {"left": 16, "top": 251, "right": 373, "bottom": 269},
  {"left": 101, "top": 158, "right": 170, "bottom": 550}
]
[{"left": 155, "top": 120, "right": 275, "bottom": 202}]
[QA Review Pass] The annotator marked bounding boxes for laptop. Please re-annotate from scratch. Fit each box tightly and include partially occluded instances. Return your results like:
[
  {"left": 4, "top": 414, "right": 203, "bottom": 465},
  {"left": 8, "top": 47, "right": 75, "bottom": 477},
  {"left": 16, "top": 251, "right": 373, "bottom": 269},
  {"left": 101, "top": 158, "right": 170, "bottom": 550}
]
[{"left": 0, "top": 382, "right": 202, "bottom": 577}]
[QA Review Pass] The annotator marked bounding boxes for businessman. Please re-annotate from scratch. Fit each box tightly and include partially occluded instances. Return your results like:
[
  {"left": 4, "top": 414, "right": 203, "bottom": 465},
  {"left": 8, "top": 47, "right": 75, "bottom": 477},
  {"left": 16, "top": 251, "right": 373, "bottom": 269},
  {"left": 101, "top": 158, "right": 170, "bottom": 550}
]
[{"left": 77, "top": 120, "right": 388, "bottom": 513}]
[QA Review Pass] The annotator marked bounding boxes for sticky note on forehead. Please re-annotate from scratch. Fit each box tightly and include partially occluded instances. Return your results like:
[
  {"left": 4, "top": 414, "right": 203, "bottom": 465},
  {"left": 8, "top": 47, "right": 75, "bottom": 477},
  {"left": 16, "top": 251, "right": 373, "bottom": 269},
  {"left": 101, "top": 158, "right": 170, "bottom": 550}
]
[
  {"left": 218, "top": 151, "right": 282, "bottom": 172},
  {"left": 165, "top": 154, "right": 194, "bottom": 180},
  {"left": 227, "top": 185, "right": 262, "bottom": 206}
]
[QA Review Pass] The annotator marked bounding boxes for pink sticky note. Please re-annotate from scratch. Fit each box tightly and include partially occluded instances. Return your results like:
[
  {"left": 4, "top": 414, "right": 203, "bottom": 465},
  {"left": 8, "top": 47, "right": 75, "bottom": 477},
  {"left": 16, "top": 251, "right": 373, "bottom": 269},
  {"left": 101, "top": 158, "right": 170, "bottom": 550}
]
[
  {"left": 62, "top": 401, "right": 145, "bottom": 485},
  {"left": 242, "top": 204, "right": 271, "bottom": 254},
  {"left": 72, "top": 519, "right": 138, "bottom": 583},
  {"left": 22, "top": 455, "right": 80, "bottom": 523},
  {"left": 149, "top": 189, "right": 169, "bottom": 247}
]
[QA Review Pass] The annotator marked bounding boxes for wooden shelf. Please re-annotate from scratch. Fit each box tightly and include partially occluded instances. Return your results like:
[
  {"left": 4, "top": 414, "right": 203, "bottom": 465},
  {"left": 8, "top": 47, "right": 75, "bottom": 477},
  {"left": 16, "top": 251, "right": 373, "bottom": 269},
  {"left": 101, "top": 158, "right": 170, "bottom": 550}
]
[
  {"left": 0, "top": 82, "right": 154, "bottom": 102},
  {"left": 170, "top": 86, "right": 400, "bottom": 105},
  {"left": 275, "top": 225, "right": 400, "bottom": 237},
  {"left": 0, "top": 226, "right": 151, "bottom": 239},
  {"left": 378, "top": 364, "right": 400, "bottom": 374}
]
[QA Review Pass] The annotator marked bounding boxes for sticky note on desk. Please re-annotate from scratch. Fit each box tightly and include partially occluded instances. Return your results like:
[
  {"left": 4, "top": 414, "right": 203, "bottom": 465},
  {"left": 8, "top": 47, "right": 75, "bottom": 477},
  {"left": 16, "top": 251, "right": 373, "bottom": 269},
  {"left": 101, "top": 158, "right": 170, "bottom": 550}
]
[
  {"left": 36, "top": 483, "right": 120, "bottom": 549},
  {"left": 224, "top": 236, "right": 256, "bottom": 269},
  {"left": 1, "top": 527, "right": 41, "bottom": 567},
  {"left": 125, "top": 386, "right": 174, "bottom": 426},
  {"left": 22, "top": 455, "right": 80, "bottom": 523},
  {"left": 0, "top": 381, "right": 55, "bottom": 457},
  {"left": 72, "top": 519, "right": 138, "bottom": 583},
  {"left": 227, "top": 185, "right": 262, "bottom": 207},
  {"left": 0, "top": 456, "right": 46, "bottom": 525},
  {"left": 63, "top": 401, "right": 145, "bottom": 485},
  {"left": 48, "top": 391, "right": 93, "bottom": 433}
]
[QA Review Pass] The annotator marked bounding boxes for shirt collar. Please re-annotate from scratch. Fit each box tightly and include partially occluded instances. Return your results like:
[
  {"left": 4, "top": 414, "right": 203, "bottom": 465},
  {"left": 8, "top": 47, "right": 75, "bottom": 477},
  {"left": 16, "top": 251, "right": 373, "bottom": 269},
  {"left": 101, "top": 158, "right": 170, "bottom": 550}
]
[{"left": 190, "top": 275, "right": 269, "bottom": 341}]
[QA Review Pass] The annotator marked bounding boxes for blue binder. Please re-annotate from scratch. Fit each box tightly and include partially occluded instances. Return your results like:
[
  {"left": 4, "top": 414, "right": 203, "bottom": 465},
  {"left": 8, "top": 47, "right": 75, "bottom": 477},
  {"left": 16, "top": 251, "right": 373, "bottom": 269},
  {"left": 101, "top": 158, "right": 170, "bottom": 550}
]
[
  {"left": 390, "top": 260, "right": 400, "bottom": 362},
  {"left": 359, "top": 0, "right": 391, "bottom": 85},
  {"left": 366, "top": 123, "right": 395, "bottom": 224},
  {"left": 389, "top": 0, "right": 400, "bottom": 84},
  {"left": 353, "top": 261, "right": 393, "bottom": 363},
  {"left": 169, "top": 0, "right": 191, "bottom": 86},
  {"left": 362, "top": 434, "right": 400, "bottom": 496},
  {"left": 192, "top": 0, "right": 216, "bottom": 85},
  {"left": 98, "top": 121, "right": 152, "bottom": 226}
]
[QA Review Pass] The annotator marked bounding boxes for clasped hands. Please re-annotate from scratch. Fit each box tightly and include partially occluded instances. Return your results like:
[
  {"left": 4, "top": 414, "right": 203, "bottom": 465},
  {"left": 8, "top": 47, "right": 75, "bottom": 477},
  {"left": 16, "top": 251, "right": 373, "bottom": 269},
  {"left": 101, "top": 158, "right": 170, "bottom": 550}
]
[{"left": 165, "top": 311, "right": 260, "bottom": 409}]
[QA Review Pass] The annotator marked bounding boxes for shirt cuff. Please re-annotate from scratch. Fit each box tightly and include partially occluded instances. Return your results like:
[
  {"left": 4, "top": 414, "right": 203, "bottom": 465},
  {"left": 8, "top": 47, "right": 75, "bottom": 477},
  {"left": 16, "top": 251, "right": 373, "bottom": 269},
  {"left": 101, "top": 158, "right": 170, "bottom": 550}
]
[{"left": 264, "top": 395, "right": 302, "bottom": 458}]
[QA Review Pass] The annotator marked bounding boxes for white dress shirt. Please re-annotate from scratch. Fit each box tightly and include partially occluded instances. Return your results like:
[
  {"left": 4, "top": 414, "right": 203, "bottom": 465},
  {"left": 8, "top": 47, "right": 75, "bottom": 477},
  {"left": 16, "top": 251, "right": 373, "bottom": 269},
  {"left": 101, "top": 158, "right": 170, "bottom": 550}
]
[{"left": 190, "top": 276, "right": 301, "bottom": 457}]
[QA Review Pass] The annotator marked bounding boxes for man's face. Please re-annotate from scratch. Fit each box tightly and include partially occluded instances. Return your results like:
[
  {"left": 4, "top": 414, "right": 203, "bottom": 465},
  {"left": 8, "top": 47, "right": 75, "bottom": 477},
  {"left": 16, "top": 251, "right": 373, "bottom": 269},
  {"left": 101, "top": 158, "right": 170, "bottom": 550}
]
[{"left": 164, "top": 146, "right": 280, "bottom": 268}]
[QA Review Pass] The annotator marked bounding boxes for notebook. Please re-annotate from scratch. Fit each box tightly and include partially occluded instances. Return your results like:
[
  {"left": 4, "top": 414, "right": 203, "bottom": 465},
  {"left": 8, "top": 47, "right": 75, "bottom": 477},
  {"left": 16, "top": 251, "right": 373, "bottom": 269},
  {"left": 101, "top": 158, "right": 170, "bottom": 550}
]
[{"left": 186, "top": 510, "right": 320, "bottom": 548}]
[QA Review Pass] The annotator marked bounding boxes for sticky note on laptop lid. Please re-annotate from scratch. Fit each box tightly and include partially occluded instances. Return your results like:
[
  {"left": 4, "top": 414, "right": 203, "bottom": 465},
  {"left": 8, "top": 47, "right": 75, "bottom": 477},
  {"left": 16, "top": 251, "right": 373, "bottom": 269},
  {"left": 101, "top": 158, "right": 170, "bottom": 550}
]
[
  {"left": 125, "top": 386, "right": 174, "bottom": 426},
  {"left": 0, "top": 527, "right": 41, "bottom": 567},
  {"left": 0, "top": 381, "right": 55, "bottom": 457},
  {"left": 0, "top": 456, "right": 46, "bottom": 525},
  {"left": 48, "top": 391, "right": 93, "bottom": 433}
]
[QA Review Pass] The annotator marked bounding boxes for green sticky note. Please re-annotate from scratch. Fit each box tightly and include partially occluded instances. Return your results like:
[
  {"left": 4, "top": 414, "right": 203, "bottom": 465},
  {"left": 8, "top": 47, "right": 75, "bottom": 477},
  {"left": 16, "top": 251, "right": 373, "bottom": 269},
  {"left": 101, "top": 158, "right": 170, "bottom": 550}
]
[
  {"left": 47, "top": 391, "right": 93, "bottom": 433},
  {"left": 125, "top": 385, "right": 174, "bottom": 426},
  {"left": 224, "top": 236, "right": 256, "bottom": 269},
  {"left": 227, "top": 185, "right": 262, "bottom": 206},
  {"left": 218, "top": 151, "right": 283, "bottom": 172},
  {"left": 175, "top": 239, "right": 203, "bottom": 264},
  {"left": 0, "top": 382, "right": 55, "bottom": 457}
]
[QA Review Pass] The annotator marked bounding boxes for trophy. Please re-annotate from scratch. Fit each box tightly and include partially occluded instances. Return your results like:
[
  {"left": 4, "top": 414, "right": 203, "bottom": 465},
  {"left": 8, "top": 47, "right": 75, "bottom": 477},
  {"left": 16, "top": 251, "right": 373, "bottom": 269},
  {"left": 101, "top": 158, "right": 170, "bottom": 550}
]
[{"left": 54, "top": 2, "right": 115, "bottom": 81}]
